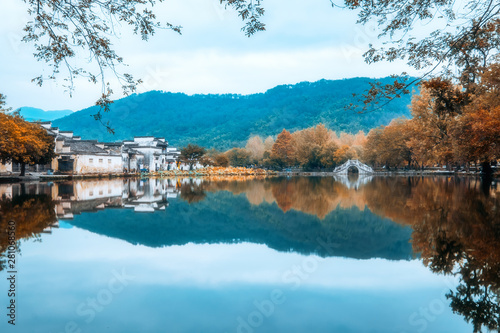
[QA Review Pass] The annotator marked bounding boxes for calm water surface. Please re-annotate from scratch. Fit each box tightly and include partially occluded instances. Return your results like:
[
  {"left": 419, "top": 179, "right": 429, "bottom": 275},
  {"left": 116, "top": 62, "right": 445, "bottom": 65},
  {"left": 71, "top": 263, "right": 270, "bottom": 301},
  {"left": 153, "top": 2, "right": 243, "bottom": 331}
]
[{"left": 0, "top": 176, "right": 498, "bottom": 333}]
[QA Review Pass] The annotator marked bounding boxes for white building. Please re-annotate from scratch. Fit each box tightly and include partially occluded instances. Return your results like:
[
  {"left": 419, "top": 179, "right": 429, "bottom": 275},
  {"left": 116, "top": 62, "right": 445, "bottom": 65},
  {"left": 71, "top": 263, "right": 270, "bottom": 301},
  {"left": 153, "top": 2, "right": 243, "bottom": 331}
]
[
  {"left": 55, "top": 139, "right": 122, "bottom": 175},
  {"left": 122, "top": 137, "right": 168, "bottom": 172}
]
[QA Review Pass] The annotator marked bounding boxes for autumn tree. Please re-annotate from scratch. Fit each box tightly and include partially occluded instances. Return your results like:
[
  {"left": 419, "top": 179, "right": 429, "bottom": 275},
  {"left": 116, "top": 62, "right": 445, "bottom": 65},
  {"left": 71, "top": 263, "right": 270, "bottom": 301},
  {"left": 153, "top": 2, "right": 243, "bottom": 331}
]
[
  {"left": 345, "top": 0, "right": 500, "bottom": 105},
  {"left": 260, "top": 136, "right": 276, "bottom": 167},
  {"left": 245, "top": 135, "right": 265, "bottom": 164},
  {"left": 225, "top": 148, "right": 251, "bottom": 167},
  {"left": 180, "top": 144, "right": 206, "bottom": 170},
  {"left": 333, "top": 145, "right": 356, "bottom": 165},
  {"left": 362, "top": 128, "right": 382, "bottom": 167},
  {"left": 271, "top": 129, "right": 296, "bottom": 168},
  {"left": 453, "top": 64, "right": 500, "bottom": 171},
  {"left": 0, "top": 112, "right": 56, "bottom": 176},
  {"left": 293, "top": 124, "right": 338, "bottom": 170},
  {"left": 214, "top": 154, "right": 230, "bottom": 167},
  {"left": 263, "top": 136, "right": 275, "bottom": 152},
  {"left": 406, "top": 79, "right": 470, "bottom": 169},
  {"left": 363, "top": 118, "right": 412, "bottom": 168}
]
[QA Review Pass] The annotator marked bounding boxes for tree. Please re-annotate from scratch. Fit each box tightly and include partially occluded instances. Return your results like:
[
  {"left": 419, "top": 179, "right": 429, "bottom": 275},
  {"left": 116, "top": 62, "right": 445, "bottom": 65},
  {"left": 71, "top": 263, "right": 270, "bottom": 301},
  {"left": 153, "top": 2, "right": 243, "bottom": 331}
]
[
  {"left": 214, "top": 154, "right": 230, "bottom": 167},
  {"left": 406, "top": 79, "right": 469, "bottom": 168},
  {"left": 199, "top": 155, "right": 213, "bottom": 167},
  {"left": 293, "top": 124, "right": 339, "bottom": 170},
  {"left": 333, "top": 145, "right": 355, "bottom": 165},
  {"left": 348, "top": 0, "right": 500, "bottom": 105},
  {"left": 453, "top": 64, "right": 500, "bottom": 170},
  {"left": 245, "top": 135, "right": 265, "bottom": 164},
  {"left": 225, "top": 148, "right": 251, "bottom": 167},
  {"left": 180, "top": 144, "right": 206, "bottom": 170},
  {"left": 271, "top": 129, "right": 295, "bottom": 168},
  {"left": 0, "top": 94, "right": 10, "bottom": 113},
  {"left": 362, "top": 128, "right": 383, "bottom": 166},
  {"left": 363, "top": 118, "right": 412, "bottom": 168},
  {"left": 263, "top": 136, "right": 275, "bottom": 152},
  {"left": 0, "top": 112, "right": 56, "bottom": 176}
]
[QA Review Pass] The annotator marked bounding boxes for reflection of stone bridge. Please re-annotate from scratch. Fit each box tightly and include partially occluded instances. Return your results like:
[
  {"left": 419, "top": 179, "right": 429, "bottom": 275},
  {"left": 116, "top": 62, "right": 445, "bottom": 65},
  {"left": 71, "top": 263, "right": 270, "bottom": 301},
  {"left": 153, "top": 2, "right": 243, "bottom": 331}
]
[{"left": 333, "top": 159, "right": 374, "bottom": 175}]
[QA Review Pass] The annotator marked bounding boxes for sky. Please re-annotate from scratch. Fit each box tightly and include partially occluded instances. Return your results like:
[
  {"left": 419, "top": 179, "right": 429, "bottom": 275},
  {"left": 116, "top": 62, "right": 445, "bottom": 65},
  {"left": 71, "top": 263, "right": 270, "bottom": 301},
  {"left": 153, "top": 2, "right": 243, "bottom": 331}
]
[{"left": 0, "top": 0, "right": 416, "bottom": 111}]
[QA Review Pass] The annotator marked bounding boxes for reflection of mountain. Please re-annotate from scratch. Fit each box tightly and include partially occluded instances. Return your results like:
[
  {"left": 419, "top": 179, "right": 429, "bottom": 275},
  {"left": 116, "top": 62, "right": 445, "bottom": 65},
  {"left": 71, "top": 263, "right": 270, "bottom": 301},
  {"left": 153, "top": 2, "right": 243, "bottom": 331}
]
[
  {"left": 0, "top": 179, "right": 414, "bottom": 260},
  {"left": 2, "top": 176, "right": 498, "bottom": 330},
  {"left": 68, "top": 191, "right": 413, "bottom": 260}
]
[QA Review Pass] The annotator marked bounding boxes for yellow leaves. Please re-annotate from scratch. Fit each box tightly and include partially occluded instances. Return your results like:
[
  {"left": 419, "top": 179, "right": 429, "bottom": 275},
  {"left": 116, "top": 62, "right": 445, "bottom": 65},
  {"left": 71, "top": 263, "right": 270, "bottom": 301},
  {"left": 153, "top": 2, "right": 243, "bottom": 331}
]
[
  {"left": 155, "top": 166, "right": 273, "bottom": 177},
  {"left": 0, "top": 113, "right": 55, "bottom": 165},
  {"left": 271, "top": 129, "right": 295, "bottom": 167}
]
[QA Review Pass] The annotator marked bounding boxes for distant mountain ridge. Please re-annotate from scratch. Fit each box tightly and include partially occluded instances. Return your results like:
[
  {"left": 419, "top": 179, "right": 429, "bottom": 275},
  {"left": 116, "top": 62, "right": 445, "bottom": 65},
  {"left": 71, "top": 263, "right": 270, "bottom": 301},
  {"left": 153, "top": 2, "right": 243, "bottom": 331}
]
[
  {"left": 17, "top": 107, "right": 73, "bottom": 121},
  {"left": 53, "top": 77, "right": 415, "bottom": 149}
]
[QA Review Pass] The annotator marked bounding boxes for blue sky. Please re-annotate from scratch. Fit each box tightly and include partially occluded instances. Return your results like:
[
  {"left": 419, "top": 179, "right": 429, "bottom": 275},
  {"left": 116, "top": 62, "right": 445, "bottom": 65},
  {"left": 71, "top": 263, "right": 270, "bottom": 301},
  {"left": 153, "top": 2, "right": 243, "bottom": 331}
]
[{"left": 0, "top": 0, "right": 416, "bottom": 111}]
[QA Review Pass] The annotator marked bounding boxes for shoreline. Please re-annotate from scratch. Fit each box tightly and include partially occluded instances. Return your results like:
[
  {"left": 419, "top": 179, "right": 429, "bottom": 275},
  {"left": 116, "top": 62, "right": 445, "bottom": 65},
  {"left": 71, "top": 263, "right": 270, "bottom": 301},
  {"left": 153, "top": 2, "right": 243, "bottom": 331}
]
[{"left": 0, "top": 169, "right": 497, "bottom": 184}]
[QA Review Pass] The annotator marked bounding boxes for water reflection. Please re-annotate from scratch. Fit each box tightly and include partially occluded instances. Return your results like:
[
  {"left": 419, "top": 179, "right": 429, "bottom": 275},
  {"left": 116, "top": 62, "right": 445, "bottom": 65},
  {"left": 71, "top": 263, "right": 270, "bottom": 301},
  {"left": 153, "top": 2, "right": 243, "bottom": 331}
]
[
  {"left": 0, "top": 184, "right": 58, "bottom": 271},
  {"left": 0, "top": 176, "right": 498, "bottom": 331}
]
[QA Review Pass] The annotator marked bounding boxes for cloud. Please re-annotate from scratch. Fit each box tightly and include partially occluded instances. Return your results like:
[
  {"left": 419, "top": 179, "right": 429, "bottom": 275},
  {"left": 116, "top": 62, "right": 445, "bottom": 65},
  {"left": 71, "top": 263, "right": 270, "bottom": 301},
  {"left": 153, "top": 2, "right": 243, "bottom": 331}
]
[{"left": 0, "top": 0, "right": 416, "bottom": 111}]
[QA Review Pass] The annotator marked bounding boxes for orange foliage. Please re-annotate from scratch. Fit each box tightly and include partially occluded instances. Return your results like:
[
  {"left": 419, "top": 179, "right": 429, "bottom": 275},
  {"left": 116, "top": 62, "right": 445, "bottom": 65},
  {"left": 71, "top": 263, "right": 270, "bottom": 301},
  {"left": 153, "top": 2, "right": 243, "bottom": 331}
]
[
  {"left": 271, "top": 129, "right": 295, "bottom": 167},
  {"left": 0, "top": 112, "right": 56, "bottom": 169}
]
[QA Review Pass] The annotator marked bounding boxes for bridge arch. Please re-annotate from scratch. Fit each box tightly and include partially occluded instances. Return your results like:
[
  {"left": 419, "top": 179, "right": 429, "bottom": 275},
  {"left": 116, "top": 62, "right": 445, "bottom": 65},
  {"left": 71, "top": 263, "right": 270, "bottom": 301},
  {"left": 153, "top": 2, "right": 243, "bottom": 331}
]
[{"left": 333, "top": 159, "right": 374, "bottom": 175}]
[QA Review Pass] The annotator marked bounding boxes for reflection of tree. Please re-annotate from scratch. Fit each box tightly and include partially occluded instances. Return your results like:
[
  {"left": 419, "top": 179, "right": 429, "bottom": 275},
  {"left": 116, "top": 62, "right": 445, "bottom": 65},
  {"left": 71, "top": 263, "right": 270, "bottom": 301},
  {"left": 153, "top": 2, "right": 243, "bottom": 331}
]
[
  {"left": 196, "top": 177, "right": 368, "bottom": 219},
  {"left": 405, "top": 179, "right": 500, "bottom": 333},
  {"left": 193, "top": 175, "right": 500, "bottom": 331},
  {"left": 448, "top": 257, "right": 500, "bottom": 333},
  {"left": 179, "top": 181, "right": 207, "bottom": 203},
  {"left": 0, "top": 194, "right": 57, "bottom": 271}
]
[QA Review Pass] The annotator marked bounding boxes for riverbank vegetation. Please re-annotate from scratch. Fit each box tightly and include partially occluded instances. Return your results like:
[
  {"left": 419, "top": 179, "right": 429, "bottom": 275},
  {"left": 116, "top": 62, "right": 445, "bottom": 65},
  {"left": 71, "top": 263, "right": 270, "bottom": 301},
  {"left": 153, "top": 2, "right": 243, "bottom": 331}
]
[{"left": 184, "top": 65, "right": 499, "bottom": 174}]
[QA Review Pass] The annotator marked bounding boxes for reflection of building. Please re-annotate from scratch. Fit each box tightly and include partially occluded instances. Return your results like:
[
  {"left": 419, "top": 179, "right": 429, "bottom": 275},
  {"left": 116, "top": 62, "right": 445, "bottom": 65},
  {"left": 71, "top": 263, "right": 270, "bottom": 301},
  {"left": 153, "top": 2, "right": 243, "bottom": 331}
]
[
  {"left": 51, "top": 178, "right": 180, "bottom": 217},
  {"left": 0, "top": 179, "right": 182, "bottom": 218},
  {"left": 123, "top": 178, "right": 170, "bottom": 212}
]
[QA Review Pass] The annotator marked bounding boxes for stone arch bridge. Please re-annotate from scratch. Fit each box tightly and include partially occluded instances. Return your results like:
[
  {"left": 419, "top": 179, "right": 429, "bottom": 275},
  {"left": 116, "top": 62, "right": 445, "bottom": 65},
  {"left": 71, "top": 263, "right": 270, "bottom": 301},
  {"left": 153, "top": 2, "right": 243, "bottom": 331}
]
[{"left": 333, "top": 159, "right": 374, "bottom": 175}]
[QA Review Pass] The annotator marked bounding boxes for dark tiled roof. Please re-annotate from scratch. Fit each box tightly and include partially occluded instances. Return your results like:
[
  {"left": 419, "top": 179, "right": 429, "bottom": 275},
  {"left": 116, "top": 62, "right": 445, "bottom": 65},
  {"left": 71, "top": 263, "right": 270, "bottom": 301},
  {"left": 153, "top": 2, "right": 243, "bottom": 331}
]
[
  {"left": 127, "top": 149, "right": 144, "bottom": 155},
  {"left": 63, "top": 140, "right": 117, "bottom": 155}
]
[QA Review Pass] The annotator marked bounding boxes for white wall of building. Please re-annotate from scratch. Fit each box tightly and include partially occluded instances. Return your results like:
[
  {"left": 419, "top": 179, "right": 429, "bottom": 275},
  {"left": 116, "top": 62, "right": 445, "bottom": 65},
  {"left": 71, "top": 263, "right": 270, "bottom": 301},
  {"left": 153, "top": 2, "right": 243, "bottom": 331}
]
[{"left": 67, "top": 154, "right": 123, "bottom": 174}]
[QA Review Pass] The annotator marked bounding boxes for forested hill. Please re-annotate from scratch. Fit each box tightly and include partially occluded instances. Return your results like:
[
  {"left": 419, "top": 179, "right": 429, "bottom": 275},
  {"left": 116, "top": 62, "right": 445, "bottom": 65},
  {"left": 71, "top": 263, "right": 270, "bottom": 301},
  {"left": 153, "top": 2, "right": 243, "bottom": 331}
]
[{"left": 53, "top": 77, "right": 414, "bottom": 149}]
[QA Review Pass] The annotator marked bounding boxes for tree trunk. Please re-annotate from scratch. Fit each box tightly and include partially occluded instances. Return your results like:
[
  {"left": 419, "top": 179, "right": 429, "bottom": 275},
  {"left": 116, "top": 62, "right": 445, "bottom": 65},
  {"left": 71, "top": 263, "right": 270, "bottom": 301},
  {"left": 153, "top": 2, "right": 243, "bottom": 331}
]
[
  {"left": 481, "top": 161, "right": 493, "bottom": 178},
  {"left": 20, "top": 163, "right": 26, "bottom": 176}
]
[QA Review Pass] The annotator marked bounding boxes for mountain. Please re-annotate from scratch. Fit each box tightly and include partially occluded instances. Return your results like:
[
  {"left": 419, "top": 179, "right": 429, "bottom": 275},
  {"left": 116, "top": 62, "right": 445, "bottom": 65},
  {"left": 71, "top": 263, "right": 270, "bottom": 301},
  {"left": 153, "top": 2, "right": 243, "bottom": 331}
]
[
  {"left": 53, "top": 77, "right": 415, "bottom": 149},
  {"left": 17, "top": 107, "right": 73, "bottom": 121}
]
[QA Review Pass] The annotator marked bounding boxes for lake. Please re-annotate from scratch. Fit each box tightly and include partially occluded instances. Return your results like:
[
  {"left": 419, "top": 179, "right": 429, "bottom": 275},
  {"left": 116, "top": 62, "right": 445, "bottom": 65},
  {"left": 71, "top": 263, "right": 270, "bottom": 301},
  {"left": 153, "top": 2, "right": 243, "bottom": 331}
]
[{"left": 0, "top": 176, "right": 498, "bottom": 333}]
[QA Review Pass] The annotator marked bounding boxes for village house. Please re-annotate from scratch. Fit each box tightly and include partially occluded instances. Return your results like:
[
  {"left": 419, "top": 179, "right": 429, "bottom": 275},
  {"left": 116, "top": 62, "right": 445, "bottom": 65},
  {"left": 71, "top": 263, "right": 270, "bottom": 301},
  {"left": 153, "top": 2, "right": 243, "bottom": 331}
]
[
  {"left": 54, "top": 139, "right": 122, "bottom": 174},
  {"left": 122, "top": 137, "right": 169, "bottom": 172},
  {"left": 0, "top": 120, "right": 195, "bottom": 176},
  {"left": 102, "top": 142, "right": 145, "bottom": 173}
]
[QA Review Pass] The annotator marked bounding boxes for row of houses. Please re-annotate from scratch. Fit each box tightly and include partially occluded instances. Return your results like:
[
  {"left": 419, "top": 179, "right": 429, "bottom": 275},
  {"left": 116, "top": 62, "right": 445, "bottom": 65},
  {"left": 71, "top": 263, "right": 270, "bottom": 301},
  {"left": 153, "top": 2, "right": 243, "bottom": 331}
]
[{"left": 1, "top": 122, "right": 201, "bottom": 175}]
